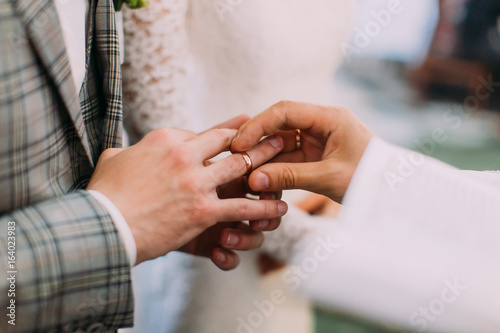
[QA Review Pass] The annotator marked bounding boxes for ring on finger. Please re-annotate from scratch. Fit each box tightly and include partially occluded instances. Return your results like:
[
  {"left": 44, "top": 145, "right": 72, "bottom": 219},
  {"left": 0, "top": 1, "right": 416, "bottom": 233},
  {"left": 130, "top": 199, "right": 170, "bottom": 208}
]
[
  {"left": 235, "top": 152, "right": 253, "bottom": 174},
  {"left": 295, "top": 129, "right": 302, "bottom": 150}
]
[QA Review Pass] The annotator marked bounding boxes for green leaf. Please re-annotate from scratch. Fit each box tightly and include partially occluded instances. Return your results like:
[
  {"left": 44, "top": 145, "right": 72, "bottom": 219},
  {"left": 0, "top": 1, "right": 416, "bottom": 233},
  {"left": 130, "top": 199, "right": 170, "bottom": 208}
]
[{"left": 114, "top": 0, "right": 149, "bottom": 11}]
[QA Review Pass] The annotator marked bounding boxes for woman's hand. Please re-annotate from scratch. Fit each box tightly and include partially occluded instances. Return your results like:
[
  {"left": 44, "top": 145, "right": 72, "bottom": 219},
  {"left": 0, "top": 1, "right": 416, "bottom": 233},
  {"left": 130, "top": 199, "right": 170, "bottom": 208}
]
[{"left": 231, "top": 101, "right": 376, "bottom": 203}]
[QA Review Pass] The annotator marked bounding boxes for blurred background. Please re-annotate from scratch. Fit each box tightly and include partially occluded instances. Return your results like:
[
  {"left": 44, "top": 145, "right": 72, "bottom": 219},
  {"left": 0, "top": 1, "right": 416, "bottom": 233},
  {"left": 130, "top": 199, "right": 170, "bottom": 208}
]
[{"left": 316, "top": 0, "right": 500, "bottom": 331}]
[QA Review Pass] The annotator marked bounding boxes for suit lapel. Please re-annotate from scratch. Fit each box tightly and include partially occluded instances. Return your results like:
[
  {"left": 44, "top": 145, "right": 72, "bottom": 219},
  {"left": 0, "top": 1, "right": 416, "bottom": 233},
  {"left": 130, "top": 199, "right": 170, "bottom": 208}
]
[
  {"left": 94, "top": 0, "right": 124, "bottom": 150},
  {"left": 12, "top": 0, "right": 94, "bottom": 165}
]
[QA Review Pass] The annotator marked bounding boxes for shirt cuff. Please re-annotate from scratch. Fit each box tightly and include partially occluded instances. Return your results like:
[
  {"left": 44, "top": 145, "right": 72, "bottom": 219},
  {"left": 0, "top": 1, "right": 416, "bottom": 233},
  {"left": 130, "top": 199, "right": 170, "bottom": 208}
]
[{"left": 87, "top": 190, "right": 137, "bottom": 267}]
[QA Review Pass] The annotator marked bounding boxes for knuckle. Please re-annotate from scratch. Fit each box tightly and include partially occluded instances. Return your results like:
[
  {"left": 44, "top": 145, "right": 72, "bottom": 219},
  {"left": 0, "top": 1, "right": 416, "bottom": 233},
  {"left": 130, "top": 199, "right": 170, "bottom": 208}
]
[
  {"left": 211, "top": 128, "right": 237, "bottom": 145},
  {"left": 273, "top": 100, "right": 291, "bottom": 111},
  {"left": 168, "top": 144, "right": 192, "bottom": 166},
  {"left": 270, "top": 101, "right": 292, "bottom": 129},
  {"left": 260, "top": 201, "right": 271, "bottom": 218},
  {"left": 178, "top": 174, "right": 201, "bottom": 193},
  {"left": 272, "top": 100, "right": 288, "bottom": 117},
  {"left": 181, "top": 129, "right": 197, "bottom": 138},
  {"left": 335, "top": 105, "right": 350, "bottom": 114},
  {"left": 332, "top": 105, "right": 352, "bottom": 120},
  {"left": 237, "top": 201, "right": 250, "bottom": 217},
  {"left": 191, "top": 195, "right": 213, "bottom": 224},
  {"left": 147, "top": 128, "right": 172, "bottom": 144},
  {"left": 281, "top": 166, "right": 296, "bottom": 189},
  {"left": 239, "top": 114, "right": 251, "bottom": 121}
]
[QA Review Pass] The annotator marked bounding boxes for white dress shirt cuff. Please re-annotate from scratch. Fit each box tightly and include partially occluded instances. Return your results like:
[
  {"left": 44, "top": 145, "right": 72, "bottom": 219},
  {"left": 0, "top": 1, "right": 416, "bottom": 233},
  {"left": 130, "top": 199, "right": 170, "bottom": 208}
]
[{"left": 87, "top": 190, "right": 137, "bottom": 267}]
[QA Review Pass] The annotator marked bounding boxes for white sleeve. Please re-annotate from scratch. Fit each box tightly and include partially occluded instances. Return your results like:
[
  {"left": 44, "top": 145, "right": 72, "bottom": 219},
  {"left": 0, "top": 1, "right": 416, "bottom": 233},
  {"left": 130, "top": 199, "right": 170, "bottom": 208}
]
[
  {"left": 291, "top": 137, "right": 500, "bottom": 333},
  {"left": 121, "top": 0, "right": 191, "bottom": 142},
  {"left": 87, "top": 190, "right": 137, "bottom": 267}
]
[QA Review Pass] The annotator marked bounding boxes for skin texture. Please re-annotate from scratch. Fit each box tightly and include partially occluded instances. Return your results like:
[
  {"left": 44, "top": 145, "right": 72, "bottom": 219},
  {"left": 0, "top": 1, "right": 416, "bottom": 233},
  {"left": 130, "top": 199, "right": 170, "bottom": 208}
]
[
  {"left": 231, "top": 101, "right": 376, "bottom": 203},
  {"left": 87, "top": 116, "right": 288, "bottom": 270}
]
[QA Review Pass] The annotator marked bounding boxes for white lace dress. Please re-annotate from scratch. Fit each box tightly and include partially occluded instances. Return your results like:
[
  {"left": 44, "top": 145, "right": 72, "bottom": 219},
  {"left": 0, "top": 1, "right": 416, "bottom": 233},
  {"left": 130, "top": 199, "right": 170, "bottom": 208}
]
[{"left": 121, "top": 1, "right": 353, "bottom": 332}]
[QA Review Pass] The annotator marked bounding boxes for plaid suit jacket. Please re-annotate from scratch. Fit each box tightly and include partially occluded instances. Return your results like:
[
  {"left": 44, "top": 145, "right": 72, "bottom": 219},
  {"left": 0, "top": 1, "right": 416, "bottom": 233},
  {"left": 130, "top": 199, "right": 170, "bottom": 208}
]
[{"left": 0, "top": 0, "right": 134, "bottom": 331}]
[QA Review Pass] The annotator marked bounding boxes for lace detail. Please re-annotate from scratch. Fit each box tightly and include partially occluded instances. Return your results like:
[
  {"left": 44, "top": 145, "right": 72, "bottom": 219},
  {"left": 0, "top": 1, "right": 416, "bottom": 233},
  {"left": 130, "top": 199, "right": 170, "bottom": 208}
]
[{"left": 122, "top": 0, "right": 190, "bottom": 143}]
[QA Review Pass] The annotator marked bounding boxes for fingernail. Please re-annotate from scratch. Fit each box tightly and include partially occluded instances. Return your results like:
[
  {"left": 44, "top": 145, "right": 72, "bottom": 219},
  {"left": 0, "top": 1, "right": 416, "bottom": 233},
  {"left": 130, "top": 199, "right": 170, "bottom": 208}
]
[
  {"left": 268, "top": 135, "right": 283, "bottom": 149},
  {"left": 216, "top": 250, "right": 226, "bottom": 263},
  {"left": 226, "top": 233, "right": 239, "bottom": 246},
  {"left": 257, "top": 219, "right": 269, "bottom": 229},
  {"left": 232, "top": 132, "right": 241, "bottom": 144},
  {"left": 278, "top": 202, "right": 288, "bottom": 215},
  {"left": 253, "top": 172, "right": 270, "bottom": 190}
]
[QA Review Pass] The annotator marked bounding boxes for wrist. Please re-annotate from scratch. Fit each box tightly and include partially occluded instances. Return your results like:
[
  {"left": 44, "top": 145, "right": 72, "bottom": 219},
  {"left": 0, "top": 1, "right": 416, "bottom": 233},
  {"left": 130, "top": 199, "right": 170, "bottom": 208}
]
[
  {"left": 127, "top": 223, "right": 148, "bottom": 265},
  {"left": 87, "top": 190, "right": 138, "bottom": 267}
]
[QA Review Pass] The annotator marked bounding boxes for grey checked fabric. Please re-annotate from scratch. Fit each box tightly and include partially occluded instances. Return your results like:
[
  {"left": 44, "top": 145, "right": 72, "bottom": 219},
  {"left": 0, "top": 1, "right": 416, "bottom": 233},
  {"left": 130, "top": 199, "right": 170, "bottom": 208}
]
[{"left": 0, "top": 0, "right": 133, "bottom": 331}]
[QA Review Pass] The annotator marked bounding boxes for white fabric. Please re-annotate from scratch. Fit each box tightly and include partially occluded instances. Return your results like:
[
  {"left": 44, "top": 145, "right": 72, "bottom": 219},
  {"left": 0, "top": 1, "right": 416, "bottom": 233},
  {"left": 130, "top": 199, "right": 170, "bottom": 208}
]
[
  {"left": 122, "top": 1, "right": 353, "bottom": 332},
  {"left": 122, "top": 0, "right": 192, "bottom": 142},
  {"left": 295, "top": 137, "right": 500, "bottom": 332},
  {"left": 54, "top": 0, "right": 88, "bottom": 92},
  {"left": 185, "top": 0, "right": 354, "bottom": 131},
  {"left": 88, "top": 190, "right": 137, "bottom": 268}
]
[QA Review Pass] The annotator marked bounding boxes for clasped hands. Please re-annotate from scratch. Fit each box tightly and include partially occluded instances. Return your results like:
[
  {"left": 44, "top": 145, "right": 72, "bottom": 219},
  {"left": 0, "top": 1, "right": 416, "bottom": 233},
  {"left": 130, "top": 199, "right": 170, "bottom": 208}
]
[{"left": 87, "top": 101, "right": 375, "bottom": 271}]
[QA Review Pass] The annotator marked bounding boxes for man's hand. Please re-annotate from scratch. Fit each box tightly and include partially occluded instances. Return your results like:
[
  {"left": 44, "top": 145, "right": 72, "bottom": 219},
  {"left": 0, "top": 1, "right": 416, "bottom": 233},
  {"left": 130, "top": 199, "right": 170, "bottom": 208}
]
[
  {"left": 87, "top": 127, "right": 287, "bottom": 266},
  {"left": 231, "top": 101, "right": 376, "bottom": 203},
  {"left": 210, "top": 114, "right": 284, "bottom": 233},
  {"left": 175, "top": 115, "right": 284, "bottom": 270},
  {"left": 178, "top": 153, "right": 284, "bottom": 271}
]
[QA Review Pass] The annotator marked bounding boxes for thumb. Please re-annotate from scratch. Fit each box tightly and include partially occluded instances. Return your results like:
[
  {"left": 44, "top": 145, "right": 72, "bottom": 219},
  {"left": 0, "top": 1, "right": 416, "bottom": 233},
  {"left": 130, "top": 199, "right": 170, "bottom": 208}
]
[{"left": 248, "top": 161, "right": 336, "bottom": 198}]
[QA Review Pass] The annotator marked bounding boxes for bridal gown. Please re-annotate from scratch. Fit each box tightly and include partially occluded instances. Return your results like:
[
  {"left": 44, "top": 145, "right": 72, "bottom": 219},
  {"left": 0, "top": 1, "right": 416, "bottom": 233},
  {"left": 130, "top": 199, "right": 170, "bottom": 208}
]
[{"left": 121, "top": 0, "right": 353, "bottom": 332}]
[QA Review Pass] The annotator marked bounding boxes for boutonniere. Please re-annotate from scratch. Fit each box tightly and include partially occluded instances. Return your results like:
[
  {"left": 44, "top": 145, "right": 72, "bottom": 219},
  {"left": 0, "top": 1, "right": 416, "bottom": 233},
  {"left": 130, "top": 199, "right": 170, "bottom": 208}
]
[{"left": 114, "top": 0, "right": 149, "bottom": 11}]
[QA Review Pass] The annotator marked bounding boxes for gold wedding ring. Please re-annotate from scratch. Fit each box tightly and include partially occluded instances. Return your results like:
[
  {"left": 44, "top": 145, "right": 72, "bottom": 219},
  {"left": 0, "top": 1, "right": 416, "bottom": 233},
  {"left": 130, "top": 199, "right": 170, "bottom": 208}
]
[
  {"left": 236, "top": 152, "right": 253, "bottom": 174},
  {"left": 295, "top": 129, "right": 302, "bottom": 150}
]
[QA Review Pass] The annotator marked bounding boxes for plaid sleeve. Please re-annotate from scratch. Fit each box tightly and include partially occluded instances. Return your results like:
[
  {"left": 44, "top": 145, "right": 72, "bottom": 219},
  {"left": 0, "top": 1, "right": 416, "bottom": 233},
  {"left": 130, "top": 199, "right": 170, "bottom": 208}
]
[{"left": 0, "top": 190, "right": 134, "bottom": 332}]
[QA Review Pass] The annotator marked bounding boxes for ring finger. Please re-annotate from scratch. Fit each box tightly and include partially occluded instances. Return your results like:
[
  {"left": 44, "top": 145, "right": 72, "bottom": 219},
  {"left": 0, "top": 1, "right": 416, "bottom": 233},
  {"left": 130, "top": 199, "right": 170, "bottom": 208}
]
[{"left": 208, "top": 134, "right": 284, "bottom": 186}]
